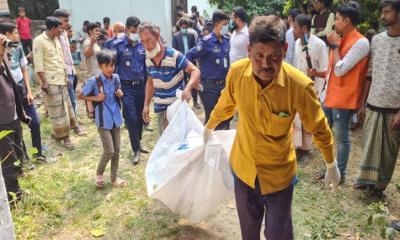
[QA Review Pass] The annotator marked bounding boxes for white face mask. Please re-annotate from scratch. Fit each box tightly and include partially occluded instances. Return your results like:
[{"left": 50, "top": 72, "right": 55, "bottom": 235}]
[
  {"left": 146, "top": 43, "right": 161, "bottom": 59},
  {"left": 129, "top": 33, "right": 139, "bottom": 42},
  {"left": 221, "top": 24, "right": 229, "bottom": 36},
  {"left": 116, "top": 32, "right": 126, "bottom": 39}
]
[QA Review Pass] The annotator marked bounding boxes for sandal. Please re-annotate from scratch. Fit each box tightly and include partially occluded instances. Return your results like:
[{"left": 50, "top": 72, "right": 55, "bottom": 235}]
[
  {"left": 112, "top": 178, "right": 127, "bottom": 188},
  {"left": 96, "top": 175, "right": 105, "bottom": 188},
  {"left": 314, "top": 171, "right": 325, "bottom": 181},
  {"left": 353, "top": 183, "right": 374, "bottom": 191}
]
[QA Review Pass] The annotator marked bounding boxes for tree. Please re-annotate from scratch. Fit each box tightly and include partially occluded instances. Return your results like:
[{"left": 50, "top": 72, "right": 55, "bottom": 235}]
[
  {"left": 208, "top": 0, "right": 286, "bottom": 19},
  {"left": 8, "top": 0, "right": 59, "bottom": 20}
]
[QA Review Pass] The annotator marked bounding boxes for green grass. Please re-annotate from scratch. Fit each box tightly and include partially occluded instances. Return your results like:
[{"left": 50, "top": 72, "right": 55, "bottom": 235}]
[{"left": 10, "top": 82, "right": 400, "bottom": 240}]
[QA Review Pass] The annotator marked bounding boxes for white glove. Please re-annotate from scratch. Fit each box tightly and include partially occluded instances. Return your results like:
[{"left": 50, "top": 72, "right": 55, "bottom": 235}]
[
  {"left": 203, "top": 128, "right": 213, "bottom": 145},
  {"left": 324, "top": 160, "right": 341, "bottom": 187}
]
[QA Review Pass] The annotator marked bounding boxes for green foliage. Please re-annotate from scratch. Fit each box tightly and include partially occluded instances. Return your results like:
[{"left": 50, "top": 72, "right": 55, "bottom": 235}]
[
  {"left": 367, "top": 202, "right": 398, "bottom": 240},
  {"left": 208, "top": 0, "right": 286, "bottom": 19}
]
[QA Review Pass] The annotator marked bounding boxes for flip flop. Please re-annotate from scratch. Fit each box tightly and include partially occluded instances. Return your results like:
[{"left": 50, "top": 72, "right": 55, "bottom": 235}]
[
  {"left": 96, "top": 175, "right": 105, "bottom": 188},
  {"left": 112, "top": 178, "right": 127, "bottom": 188}
]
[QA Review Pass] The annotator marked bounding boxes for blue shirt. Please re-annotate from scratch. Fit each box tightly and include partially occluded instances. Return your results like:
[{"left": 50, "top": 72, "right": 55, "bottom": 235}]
[
  {"left": 81, "top": 73, "right": 123, "bottom": 129},
  {"left": 146, "top": 47, "right": 189, "bottom": 113},
  {"left": 111, "top": 37, "right": 146, "bottom": 81},
  {"left": 186, "top": 32, "right": 230, "bottom": 80},
  {"left": 104, "top": 37, "right": 117, "bottom": 50}
]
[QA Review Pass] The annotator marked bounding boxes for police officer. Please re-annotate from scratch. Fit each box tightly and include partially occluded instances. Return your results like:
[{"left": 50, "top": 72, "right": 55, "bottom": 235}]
[
  {"left": 111, "top": 16, "right": 147, "bottom": 165},
  {"left": 104, "top": 21, "right": 125, "bottom": 50},
  {"left": 186, "top": 10, "right": 231, "bottom": 130}
]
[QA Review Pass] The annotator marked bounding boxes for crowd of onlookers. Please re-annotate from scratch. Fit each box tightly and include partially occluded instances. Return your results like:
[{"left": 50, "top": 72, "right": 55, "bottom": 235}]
[{"left": 0, "top": 0, "right": 399, "bottom": 236}]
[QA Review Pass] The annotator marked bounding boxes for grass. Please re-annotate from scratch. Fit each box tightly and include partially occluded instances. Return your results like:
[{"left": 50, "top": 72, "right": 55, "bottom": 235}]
[{"left": 10, "top": 78, "right": 400, "bottom": 239}]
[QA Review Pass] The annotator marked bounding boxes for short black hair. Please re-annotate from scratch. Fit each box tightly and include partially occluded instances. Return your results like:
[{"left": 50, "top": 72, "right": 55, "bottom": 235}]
[
  {"left": 179, "top": 18, "right": 190, "bottom": 27},
  {"left": 18, "top": 7, "right": 25, "bottom": 13},
  {"left": 191, "top": 5, "right": 197, "bottom": 12},
  {"left": 288, "top": 8, "right": 300, "bottom": 20},
  {"left": 46, "top": 17, "right": 62, "bottom": 30},
  {"left": 337, "top": 1, "right": 361, "bottom": 25},
  {"left": 379, "top": 0, "right": 400, "bottom": 12},
  {"left": 176, "top": 5, "right": 184, "bottom": 12},
  {"left": 96, "top": 49, "right": 117, "bottom": 65},
  {"left": 83, "top": 20, "right": 89, "bottom": 26},
  {"left": 126, "top": 16, "right": 140, "bottom": 28},
  {"left": 233, "top": 6, "right": 247, "bottom": 23},
  {"left": 249, "top": 15, "right": 286, "bottom": 46},
  {"left": 87, "top": 22, "right": 100, "bottom": 33},
  {"left": 0, "top": 20, "right": 17, "bottom": 35},
  {"left": 212, "top": 9, "right": 229, "bottom": 24},
  {"left": 316, "top": 0, "right": 331, "bottom": 7},
  {"left": 103, "top": 17, "right": 110, "bottom": 24},
  {"left": 294, "top": 14, "right": 312, "bottom": 31},
  {"left": 54, "top": 9, "right": 70, "bottom": 18}
]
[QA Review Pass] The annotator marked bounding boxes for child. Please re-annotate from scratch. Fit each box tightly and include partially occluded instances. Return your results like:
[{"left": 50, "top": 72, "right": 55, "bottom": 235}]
[
  {"left": 79, "top": 49, "right": 126, "bottom": 188},
  {"left": 16, "top": 7, "right": 32, "bottom": 56}
]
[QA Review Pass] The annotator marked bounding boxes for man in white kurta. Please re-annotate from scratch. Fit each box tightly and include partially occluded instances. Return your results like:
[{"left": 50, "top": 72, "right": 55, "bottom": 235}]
[{"left": 292, "top": 14, "right": 328, "bottom": 161}]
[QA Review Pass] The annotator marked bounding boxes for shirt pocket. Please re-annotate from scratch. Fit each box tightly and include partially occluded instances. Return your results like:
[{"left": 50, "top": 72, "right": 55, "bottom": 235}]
[{"left": 266, "top": 113, "right": 292, "bottom": 137}]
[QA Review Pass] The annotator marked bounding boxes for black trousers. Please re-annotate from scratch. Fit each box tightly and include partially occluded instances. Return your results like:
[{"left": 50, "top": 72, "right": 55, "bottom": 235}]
[
  {"left": 0, "top": 120, "right": 23, "bottom": 200},
  {"left": 21, "top": 39, "right": 33, "bottom": 55}
]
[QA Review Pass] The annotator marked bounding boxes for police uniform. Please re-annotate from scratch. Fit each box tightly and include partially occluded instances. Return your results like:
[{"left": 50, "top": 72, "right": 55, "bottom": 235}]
[
  {"left": 111, "top": 37, "right": 146, "bottom": 153},
  {"left": 186, "top": 32, "right": 231, "bottom": 130}
]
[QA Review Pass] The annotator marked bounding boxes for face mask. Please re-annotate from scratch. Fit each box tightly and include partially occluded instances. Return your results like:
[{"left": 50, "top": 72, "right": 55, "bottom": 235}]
[
  {"left": 229, "top": 19, "right": 237, "bottom": 31},
  {"left": 180, "top": 28, "right": 188, "bottom": 35},
  {"left": 129, "top": 33, "right": 139, "bottom": 42},
  {"left": 116, "top": 32, "right": 125, "bottom": 39},
  {"left": 221, "top": 24, "right": 229, "bottom": 36},
  {"left": 146, "top": 43, "right": 161, "bottom": 59}
]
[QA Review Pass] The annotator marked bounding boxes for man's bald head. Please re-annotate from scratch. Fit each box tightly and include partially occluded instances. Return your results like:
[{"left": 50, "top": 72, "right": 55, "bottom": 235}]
[{"left": 113, "top": 22, "right": 125, "bottom": 34}]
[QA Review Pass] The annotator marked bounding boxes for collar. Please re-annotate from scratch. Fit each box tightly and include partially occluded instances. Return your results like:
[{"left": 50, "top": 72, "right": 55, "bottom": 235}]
[
  {"left": 341, "top": 28, "right": 358, "bottom": 43},
  {"left": 244, "top": 61, "right": 285, "bottom": 87},
  {"left": 236, "top": 25, "right": 248, "bottom": 34},
  {"left": 100, "top": 73, "right": 114, "bottom": 82},
  {"left": 211, "top": 32, "right": 224, "bottom": 43}
]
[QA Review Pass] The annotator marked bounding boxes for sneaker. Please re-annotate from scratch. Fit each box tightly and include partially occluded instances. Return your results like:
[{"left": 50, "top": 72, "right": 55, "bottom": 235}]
[{"left": 63, "top": 137, "right": 75, "bottom": 150}]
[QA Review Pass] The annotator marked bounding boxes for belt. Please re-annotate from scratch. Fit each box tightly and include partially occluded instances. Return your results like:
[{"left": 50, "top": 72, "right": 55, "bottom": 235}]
[
  {"left": 121, "top": 80, "right": 143, "bottom": 86},
  {"left": 203, "top": 79, "right": 225, "bottom": 85}
]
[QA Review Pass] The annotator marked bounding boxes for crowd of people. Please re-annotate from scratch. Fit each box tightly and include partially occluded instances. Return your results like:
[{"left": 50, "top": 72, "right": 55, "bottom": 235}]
[{"left": 0, "top": 0, "right": 399, "bottom": 238}]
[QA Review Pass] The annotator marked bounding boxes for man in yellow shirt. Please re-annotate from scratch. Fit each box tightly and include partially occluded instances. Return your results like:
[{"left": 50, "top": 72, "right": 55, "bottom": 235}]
[{"left": 204, "top": 15, "right": 340, "bottom": 239}]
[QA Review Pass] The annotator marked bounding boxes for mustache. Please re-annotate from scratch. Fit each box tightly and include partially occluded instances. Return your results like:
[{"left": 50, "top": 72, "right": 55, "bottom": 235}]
[{"left": 261, "top": 68, "right": 274, "bottom": 73}]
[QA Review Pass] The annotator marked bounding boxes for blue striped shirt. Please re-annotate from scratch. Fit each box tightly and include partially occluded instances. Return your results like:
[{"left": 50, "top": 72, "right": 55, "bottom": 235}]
[{"left": 146, "top": 47, "right": 189, "bottom": 112}]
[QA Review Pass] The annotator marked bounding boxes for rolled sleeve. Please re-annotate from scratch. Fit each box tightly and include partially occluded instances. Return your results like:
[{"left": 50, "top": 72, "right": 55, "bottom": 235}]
[
  {"left": 33, "top": 40, "right": 44, "bottom": 73},
  {"left": 334, "top": 38, "right": 370, "bottom": 77}
]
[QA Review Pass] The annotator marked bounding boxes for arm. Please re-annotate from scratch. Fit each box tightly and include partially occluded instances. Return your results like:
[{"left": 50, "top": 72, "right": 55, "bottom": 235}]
[
  {"left": 316, "top": 13, "right": 334, "bottom": 38},
  {"left": 308, "top": 43, "right": 329, "bottom": 79},
  {"left": 298, "top": 83, "right": 334, "bottom": 164},
  {"left": 181, "top": 62, "right": 200, "bottom": 101},
  {"left": 186, "top": 40, "right": 205, "bottom": 63},
  {"left": 78, "top": 80, "right": 104, "bottom": 102},
  {"left": 143, "top": 75, "right": 154, "bottom": 123},
  {"left": 205, "top": 68, "right": 237, "bottom": 129},
  {"left": 21, "top": 65, "right": 34, "bottom": 104},
  {"left": 32, "top": 40, "right": 49, "bottom": 93},
  {"left": 84, "top": 37, "right": 97, "bottom": 58},
  {"left": 329, "top": 37, "right": 370, "bottom": 77},
  {"left": 172, "top": 35, "right": 178, "bottom": 50}
]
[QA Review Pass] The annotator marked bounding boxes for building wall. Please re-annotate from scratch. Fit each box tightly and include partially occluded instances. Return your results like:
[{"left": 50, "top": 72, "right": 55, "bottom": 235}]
[{"left": 58, "top": 0, "right": 173, "bottom": 45}]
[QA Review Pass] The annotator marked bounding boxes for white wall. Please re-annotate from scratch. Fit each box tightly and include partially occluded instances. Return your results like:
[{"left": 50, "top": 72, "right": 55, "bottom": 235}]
[{"left": 58, "top": 0, "right": 173, "bottom": 45}]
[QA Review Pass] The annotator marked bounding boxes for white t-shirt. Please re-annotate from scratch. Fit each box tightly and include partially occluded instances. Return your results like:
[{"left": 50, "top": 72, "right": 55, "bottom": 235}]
[
  {"left": 9, "top": 46, "right": 28, "bottom": 85},
  {"left": 367, "top": 31, "right": 400, "bottom": 109},
  {"left": 229, "top": 25, "right": 249, "bottom": 64},
  {"left": 83, "top": 38, "right": 101, "bottom": 79},
  {"left": 293, "top": 34, "right": 328, "bottom": 94}
]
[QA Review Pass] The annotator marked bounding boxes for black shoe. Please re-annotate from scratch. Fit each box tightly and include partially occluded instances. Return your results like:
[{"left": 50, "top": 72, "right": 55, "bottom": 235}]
[
  {"left": 132, "top": 151, "right": 140, "bottom": 165},
  {"left": 33, "top": 153, "right": 47, "bottom": 163},
  {"left": 140, "top": 147, "right": 149, "bottom": 154},
  {"left": 339, "top": 176, "right": 346, "bottom": 185},
  {"left": 390, "top": 220, "right": 400, "bottom": 231}
]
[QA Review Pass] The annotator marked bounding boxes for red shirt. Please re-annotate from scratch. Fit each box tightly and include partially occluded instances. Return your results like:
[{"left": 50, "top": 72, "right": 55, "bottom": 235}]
[{"left": 16, "top": 17, "right": 32, "bottom": 40}]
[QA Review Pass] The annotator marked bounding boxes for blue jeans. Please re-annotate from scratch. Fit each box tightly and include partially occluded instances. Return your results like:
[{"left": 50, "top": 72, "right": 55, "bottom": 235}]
[
  {"left": 67, "top": 74, "right": 77, "bottom": 114},
  {"left": 323, "top": 107, "right": 355, "bottom": 176}
]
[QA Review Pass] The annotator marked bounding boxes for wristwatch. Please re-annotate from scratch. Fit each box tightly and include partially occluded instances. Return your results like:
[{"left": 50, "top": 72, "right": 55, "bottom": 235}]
[{"left": 330, "top": 44, "right": 339, "bottom": 49}]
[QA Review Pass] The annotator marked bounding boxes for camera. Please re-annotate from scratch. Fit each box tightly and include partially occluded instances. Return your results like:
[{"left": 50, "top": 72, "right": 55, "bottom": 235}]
[{"left": 2, "top": 38, "right": 19, "bottom": 48}]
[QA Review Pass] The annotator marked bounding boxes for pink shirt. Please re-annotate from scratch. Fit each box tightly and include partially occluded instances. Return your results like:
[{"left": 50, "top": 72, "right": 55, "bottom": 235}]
[
  {"left": 59, "top": 31, "right": 74, "bottom": 75},
  {"left": 16, "top": 17, "right": 32, "bottom": 40}
]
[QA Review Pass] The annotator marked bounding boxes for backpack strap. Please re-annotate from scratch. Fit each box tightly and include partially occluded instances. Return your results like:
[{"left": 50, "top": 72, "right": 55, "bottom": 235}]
[{"left": 95, "top": 75, "right": 104, "bottom": 128}]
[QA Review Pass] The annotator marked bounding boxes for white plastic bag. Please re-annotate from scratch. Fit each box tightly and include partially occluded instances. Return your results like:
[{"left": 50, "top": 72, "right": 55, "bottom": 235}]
[{"left": 145, "top": 101, "right": 236, "bottom": 223}]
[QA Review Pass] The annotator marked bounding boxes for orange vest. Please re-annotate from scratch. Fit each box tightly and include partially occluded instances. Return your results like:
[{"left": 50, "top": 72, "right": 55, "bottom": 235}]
[{"left": 324, "top": 29, "right": 369, "bottom": 110}]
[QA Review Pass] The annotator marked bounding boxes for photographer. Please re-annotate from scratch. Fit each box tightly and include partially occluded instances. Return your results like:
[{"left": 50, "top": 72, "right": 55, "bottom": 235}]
[
  {"left": 83, "top": 22, "right": 102, "bottom": 79},
  {"left": 0, "top": 33, "right": 31, "bottom": 201}
]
